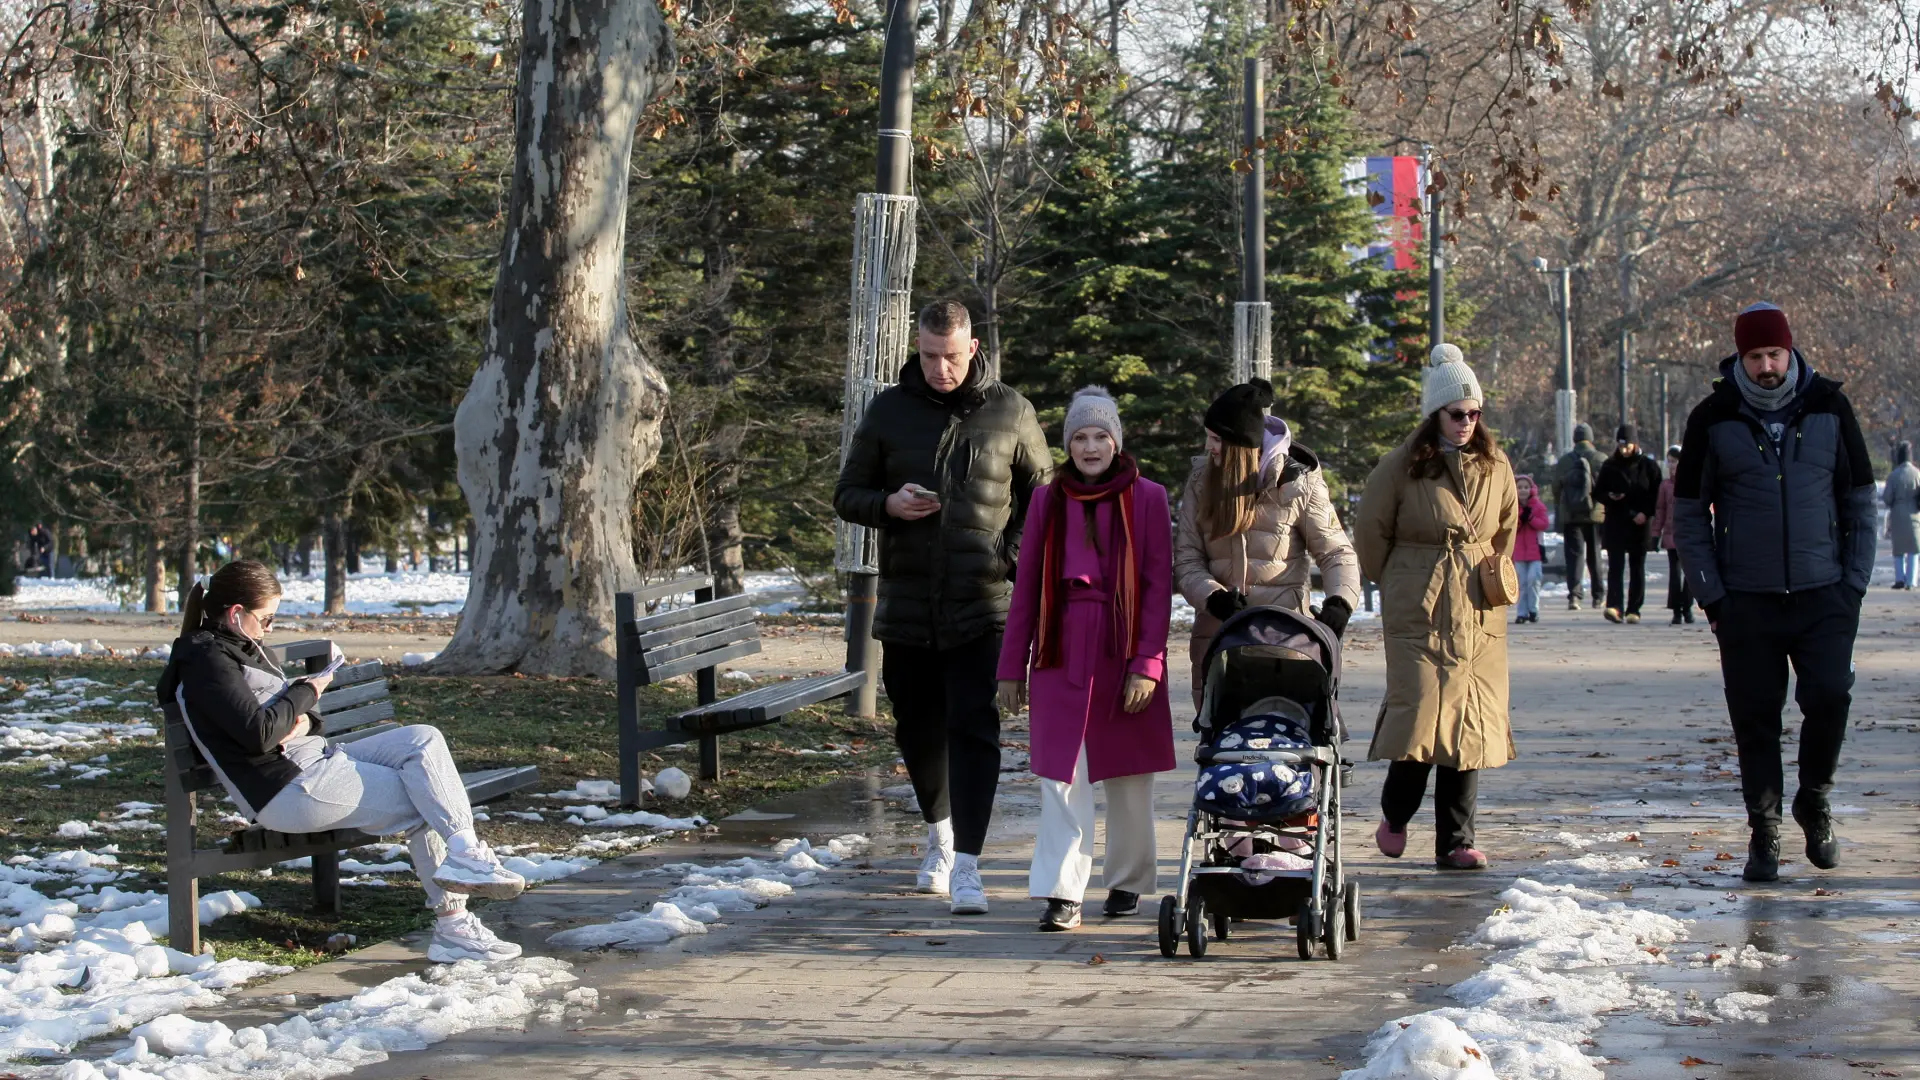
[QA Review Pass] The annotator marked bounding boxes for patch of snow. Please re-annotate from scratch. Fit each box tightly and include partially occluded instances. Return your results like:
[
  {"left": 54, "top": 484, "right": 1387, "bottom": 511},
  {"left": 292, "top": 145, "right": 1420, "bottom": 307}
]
[
  {"left": 1340, "top": 1014, "right": 1499, "bottom": 1080},
  {"left": 651, "top": 767, "right": 691, "bottom": 801}
]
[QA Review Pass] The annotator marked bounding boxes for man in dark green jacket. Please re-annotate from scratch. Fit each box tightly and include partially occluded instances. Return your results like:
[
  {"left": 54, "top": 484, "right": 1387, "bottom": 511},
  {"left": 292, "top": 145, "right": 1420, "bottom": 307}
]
[
  {"left": 1552, "top": 425, "right": 1608, "bottom": 610},
  {"left": 835, "top": 300, "right": 1051, "bottom": 916}
]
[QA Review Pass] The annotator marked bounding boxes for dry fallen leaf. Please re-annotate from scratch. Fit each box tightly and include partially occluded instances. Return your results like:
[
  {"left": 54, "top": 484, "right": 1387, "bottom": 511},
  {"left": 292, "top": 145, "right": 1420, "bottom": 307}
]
[
  {"left": 1681, "top": 1056, "right": 1722, "bottom": 1066},
  {"left": 1086, "top": 954, "right": 1108, "bottom": 966}
]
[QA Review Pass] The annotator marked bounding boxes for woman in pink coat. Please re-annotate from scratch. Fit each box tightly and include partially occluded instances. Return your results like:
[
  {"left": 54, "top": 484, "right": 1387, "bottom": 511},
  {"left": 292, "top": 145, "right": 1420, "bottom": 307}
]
[{"left": 998, "top": 387, "right": 1174, "bottom": 933}]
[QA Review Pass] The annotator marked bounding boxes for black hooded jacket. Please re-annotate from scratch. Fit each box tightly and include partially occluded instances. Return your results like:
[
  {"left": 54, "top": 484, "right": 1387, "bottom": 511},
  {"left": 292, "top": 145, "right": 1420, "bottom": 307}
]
[
  {"left": 1672, "top": 352, "right": 1877, "bottom": 607},
  {"left": 834, "top": 357, "right": 1052, "bottom": 649},
  {"left": 157, "top": 623, "right": 317, "bottom": 816}
]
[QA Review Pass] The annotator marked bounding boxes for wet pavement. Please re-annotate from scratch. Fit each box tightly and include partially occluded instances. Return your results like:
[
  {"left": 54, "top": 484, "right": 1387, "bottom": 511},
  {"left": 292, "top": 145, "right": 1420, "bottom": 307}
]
[{"left": 141, "top": 571, "right": 1920, "bottom": 1078}]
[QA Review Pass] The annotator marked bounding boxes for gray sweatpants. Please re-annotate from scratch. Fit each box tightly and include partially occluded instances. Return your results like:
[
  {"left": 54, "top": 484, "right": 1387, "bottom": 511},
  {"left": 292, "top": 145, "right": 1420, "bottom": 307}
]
[{"left": 255, "top": 725, "right": 475, "bottom": 909}]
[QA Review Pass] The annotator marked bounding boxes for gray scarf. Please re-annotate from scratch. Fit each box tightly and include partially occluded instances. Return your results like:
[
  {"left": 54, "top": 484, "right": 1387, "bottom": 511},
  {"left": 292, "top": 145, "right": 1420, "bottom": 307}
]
[{"left": 1731, "top": 352, "right": 1801, "bottom": 416}]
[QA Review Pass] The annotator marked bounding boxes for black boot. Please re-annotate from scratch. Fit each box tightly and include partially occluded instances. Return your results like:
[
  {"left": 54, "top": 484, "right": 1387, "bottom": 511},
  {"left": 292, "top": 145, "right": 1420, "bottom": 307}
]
[
  {"left": 1102, "top": 889, "right": 1140, "bottom": 917},
  {"left": 1670, "top": 610, "right": 1684, "bottom": 625},
  {"left": 1793, "top": 796, "right": 1840, "bottom": 870},
  {"left": 1038, "top": 899, "right": 1082, "bottom": 931},
  {"left": 1742, "top": 830, "right": 1780, "bottom": 883}
]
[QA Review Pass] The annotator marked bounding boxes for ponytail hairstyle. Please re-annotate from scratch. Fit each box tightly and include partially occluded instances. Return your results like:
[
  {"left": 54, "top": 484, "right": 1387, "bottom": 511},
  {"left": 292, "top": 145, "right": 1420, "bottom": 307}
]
[{"left": 180, "top": 559, "right": 283, "bottom": 637}]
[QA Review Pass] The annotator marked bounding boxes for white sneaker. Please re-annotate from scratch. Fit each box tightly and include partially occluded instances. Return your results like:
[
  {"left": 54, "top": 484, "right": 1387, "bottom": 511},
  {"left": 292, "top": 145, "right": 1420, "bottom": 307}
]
[
  {"left": 431, "top": 843, "right": 527, "bottom": 900},
  {"left": 917, "top": 844, "right": 954, "bottom": 895},
  {"left": 949, "top": 863, "right": 988, "bottom": 915},
  {"left": 427, "top": 910, "right": 522, "bottom": 963}
]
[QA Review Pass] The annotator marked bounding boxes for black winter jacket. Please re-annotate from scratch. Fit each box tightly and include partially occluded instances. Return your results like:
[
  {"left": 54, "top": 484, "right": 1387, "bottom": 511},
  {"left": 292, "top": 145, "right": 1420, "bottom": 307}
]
[
  {"left": 834, "top": 359, "right": 1051, "bottom": 648},
  {"left": 1672, "top": 354, "right": 1877, "bottom": 607},
  {"left": 1595, "top": 451, "right": 1661, "bottom": 551},
  {"left": 157, "top": 623, "right": 316, "bottom": 817}
]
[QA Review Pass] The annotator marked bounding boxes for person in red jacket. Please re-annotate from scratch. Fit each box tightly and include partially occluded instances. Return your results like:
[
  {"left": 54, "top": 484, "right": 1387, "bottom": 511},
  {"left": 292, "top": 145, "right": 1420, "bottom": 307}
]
[
  {"left": 1512, "top": 475, "right": 1551, "bottom": 623},
  {"left": 1646, "top": 445, "right": 1693, "bottom": 624}
]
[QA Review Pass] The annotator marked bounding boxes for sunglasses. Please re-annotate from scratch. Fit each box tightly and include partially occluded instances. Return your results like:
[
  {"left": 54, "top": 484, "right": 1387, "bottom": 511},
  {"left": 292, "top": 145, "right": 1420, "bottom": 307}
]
[
  {"left": 1444, "top": 408, "right": 1483, "bottom": 423},
  {"left": 233, "top": 607, "right": 275, "bottom": 633}
]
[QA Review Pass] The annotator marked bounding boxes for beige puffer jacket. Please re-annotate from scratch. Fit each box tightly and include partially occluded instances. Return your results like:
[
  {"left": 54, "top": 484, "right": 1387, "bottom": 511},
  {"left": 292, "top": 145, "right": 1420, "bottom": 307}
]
[{"left": 1175, "top": 419, "right": 1360, "bottom": 698}]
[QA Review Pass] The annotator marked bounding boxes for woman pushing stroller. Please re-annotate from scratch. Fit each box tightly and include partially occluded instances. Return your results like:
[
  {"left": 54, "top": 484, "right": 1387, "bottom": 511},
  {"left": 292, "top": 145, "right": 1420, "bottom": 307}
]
[{"left": 998, "top": 388, "right": 1175, "bottom": 932}]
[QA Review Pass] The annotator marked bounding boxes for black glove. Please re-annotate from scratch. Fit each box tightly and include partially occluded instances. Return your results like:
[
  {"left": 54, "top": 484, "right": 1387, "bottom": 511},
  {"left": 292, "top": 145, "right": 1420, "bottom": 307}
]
[
  {"left": 1316, "top": 596, "right": 1352, "bottom": 639},
  {"left": 1702, "top": 599, "right": 1723, "bottom": 626},
  {"left": 1205, "top": 589, "right": 1246, "bottom": 622},
  {"left": 1519, "top": 504, "right": 1534, "bottom": 527}
]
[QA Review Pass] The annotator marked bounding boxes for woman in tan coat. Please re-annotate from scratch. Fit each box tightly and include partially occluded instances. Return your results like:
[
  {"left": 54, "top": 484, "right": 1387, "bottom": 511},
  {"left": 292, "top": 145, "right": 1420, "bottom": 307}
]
[
  {"left": 1354, "top": 345, "right": 1516, "bottom": 870},
  {"left": 1175, "top": 380, "right": 1360, "bottom": 709}
]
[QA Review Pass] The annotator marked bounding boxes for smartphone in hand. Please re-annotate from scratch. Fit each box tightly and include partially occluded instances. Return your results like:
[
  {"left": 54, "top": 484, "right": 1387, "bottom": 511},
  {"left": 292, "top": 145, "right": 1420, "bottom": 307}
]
[{"left": 902, "top": 482, "right": 941, "bottom": 505}]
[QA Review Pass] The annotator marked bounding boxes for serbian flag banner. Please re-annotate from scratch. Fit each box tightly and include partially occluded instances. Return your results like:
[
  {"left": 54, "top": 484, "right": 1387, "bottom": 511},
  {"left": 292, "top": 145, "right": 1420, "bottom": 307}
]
[{"left": 1342, "top": 156, "right": 1426, "bottom": 271}]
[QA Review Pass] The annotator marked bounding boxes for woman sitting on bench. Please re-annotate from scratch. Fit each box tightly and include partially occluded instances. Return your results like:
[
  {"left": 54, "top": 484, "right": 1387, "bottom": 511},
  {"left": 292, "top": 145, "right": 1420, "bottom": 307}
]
[{"left": 157, "top": 559, "right": 526, "bottom": 963}]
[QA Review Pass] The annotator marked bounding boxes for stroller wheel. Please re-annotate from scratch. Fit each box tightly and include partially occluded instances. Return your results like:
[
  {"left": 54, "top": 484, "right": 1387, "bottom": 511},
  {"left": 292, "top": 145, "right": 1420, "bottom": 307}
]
[
  {"left": 1185, "top": 894, "right": 1209, "bottom": 958},
  {"left": 1295, "top": 900, "right": 1315, "bottom": 961},
  {"left": 1157, "top": 895, "right": 1179, "bottom": 958},
  {"left": 1344, "top": 879, "right": 1361, "bottom": 941},
  {"left": 1211, "top": 909, "right": 1231, "bottom": 942},
  {"left": 1325, "top": 895, "right": 1346, "bottom": 960}
]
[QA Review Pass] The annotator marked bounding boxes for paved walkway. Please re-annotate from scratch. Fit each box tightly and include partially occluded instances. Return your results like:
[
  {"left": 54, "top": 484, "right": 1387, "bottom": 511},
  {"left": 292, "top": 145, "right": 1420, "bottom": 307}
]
[{"left": 202, "top": 581, "right": 1920, "bottom": 1079}]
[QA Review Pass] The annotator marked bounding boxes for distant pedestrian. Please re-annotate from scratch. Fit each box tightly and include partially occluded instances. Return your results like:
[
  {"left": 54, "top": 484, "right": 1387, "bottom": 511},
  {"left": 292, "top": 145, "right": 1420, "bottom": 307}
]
[
  {"left": 1673, "top": 301, "right": 1877, "bottom": 883},
  {"left": 1595, "top": 426, "right": 1661, "bottom": 624},
  {"left": 1175, "top": 379, "right": 1359, "bottom": 709},
  {"left": 998, "top": 388, "right": 1174, "bottom": 932},
  {"left": 1552, "top": 425, "right": 1607, "bottom": 610},
  {"left": 1884, "top": 441, "right": 1919, "bottom": 589},
  {"left": 1355, "top": 344, "right": 1517, "bottom": 871},
  {"left": 26, "top": 523, "right": 51, "bottom": 577},
  {"left": 834, "top": 299, "right": 1052, "bottom": 915},
  {"left": 1512, "top": 475, "right": 1550, "bottom": 624},
  {"left": 1647, "top": 445, "right": 1693, "bottom": 623}
]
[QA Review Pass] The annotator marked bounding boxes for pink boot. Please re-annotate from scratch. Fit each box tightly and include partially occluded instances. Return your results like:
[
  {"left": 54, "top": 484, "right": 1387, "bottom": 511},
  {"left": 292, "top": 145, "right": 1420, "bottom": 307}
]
[
  {"left": 1375, "top": 820, "right": 1407, "bottom": 858},
  {"left": 1437, "top": 846, "right": 1489, "bottom": 870}
]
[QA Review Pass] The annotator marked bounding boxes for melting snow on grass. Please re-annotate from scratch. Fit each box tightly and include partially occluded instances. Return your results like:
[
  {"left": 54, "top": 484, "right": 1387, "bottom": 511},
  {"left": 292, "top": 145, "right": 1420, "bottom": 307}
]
[
  {"left": 0, "top": 677, "right": 159, "bottom": 756},
  {"left": 546, "top": 835, "right": 868, "bottom": 951}
]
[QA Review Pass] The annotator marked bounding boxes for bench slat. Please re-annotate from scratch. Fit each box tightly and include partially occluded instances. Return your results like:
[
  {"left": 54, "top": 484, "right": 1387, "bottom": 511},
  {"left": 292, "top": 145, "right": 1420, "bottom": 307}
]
[
  {"left": 625, "top": 592, "right": 755, "bottom": 636},
  {"left": 328, "top": 721, "right": 401, "bottom": 746},
  {"left": 320, "top": 699, "right": 396, "bottom": 735},
  {"left": 314, "top": 679, "right": 389, "bottom": 714},
  {"left": 642, "top": 639, "right": 762, "bottom": 683},
  {"left": 462, "top": 764, "right": 543, "bottom": 804},
  {"left": 329, "top": 661, "right": 387, "bottom": 690},
  {"left": 628, "top": 576, "right": 713, "bottom": 604},
  {"left": 641, "top": 623, "right": 760, "bottom": 670},
  {"left": 275, "top": 639, "right": 333, "bottom": 666},
  {"left": 674, "top": 671, "right": 866, "bottom": 734},
  {"left": 633, "top": 605, "right": 758, "bottom": 651}
]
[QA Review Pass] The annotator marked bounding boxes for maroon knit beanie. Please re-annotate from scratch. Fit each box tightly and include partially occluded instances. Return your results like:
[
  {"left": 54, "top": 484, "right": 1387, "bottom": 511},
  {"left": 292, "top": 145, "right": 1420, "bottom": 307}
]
[{"left": 1734, "top": 302, "right": 1792, "bottom": 355}]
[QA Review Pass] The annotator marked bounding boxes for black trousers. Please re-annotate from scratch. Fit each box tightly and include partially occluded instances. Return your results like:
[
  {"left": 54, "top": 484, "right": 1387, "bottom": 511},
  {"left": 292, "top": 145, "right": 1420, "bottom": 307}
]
[
  {"left": 1714, "top": 585, "right": 1859, "bottom": 832},
  {"left": 1381, "top": 761, "right": 1479, "bottom": 857},
  {"left": 1665, "top": 550, "right": 1692, "bottom": 612},
  {"left": 881, "top": 633, "right": 1003, "bottom": 856},
  {"left": 1606, "top": 546, "right": 1647, "bottom": 615},
  {"left": 1563, "top": 523, "right": 1602, "bottom": 602}
]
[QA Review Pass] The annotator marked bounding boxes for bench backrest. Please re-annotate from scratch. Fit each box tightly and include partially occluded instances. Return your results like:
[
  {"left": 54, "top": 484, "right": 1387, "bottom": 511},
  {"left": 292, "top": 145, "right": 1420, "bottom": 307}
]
[
  {"left": 164, "top": 639, "right": 390, "bottom": 794},
  {"left": 622, "top": 593, "right": 762, "bottom": 685}
]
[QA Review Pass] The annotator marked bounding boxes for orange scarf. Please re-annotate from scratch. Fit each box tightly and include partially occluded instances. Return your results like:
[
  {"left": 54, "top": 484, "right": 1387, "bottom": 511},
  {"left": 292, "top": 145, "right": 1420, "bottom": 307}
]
[{"left": 1034, "top": 455, "right": 1141, "bottom": 669}]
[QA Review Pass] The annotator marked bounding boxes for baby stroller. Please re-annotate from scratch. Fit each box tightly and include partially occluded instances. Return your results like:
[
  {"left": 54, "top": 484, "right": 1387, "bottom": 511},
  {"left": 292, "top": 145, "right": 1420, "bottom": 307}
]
[{"left": 1157, "top": 605, "right": 1358, "bottom": 961}]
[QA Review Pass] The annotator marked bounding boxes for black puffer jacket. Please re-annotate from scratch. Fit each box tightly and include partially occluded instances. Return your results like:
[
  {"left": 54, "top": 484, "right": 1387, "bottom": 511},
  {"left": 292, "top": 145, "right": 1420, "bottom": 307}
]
[
  {"left": 835, "top": 359, "right": 1051, "bottom": 648},
  {"left": 1595, "top": 450, "right": 1661, "bottom": 551},
  {"left": 157, "top": 623, "right": 316, "bottom": 817},
  {"left": 1672, "top": 353, "right": 1877, "bottom": 607}
]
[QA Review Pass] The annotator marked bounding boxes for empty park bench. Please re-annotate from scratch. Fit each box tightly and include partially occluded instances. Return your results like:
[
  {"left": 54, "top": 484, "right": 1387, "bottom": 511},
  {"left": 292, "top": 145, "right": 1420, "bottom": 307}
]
[
  {"left": 163, "top": 638, "right": 540, "bottom": 953},
  {"left": 616, "top": 575, "right": 864, "bottom": 803}
]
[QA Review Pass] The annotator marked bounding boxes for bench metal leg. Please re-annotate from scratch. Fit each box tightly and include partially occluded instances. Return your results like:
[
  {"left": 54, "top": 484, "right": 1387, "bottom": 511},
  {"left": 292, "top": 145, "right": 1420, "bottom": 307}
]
[
  {"left": 617, "top": 593, "right": 642, "bottom": 807},
  {"left": 168, "top": 875, "right": 200, "bottom": 954},
  {"left": 700, "top": 735, "right": 719, "bottom": 781},
  {"left": 312, "top": 850, "right": 341, "bottom": 913}
]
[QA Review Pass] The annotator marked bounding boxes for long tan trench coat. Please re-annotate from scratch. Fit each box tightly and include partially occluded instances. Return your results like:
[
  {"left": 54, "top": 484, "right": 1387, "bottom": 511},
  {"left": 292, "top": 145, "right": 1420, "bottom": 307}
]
[{"left": 1353, "top": 435, "right": 1518, "bottom": 771}]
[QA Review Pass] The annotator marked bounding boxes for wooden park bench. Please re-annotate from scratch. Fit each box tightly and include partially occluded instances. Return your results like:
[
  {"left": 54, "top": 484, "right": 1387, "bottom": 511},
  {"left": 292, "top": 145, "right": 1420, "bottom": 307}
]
[
  {"left": 163, "top": 638, "right": 540, "bottom": 953},
  {"left": 616, "top": 575, "right": 865, "bottom": 804}
]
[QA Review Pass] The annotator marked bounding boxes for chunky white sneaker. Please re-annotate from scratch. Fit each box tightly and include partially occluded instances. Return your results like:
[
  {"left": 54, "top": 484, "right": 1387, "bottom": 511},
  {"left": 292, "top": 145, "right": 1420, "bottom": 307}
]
[
  {"left": 949, "top": 863, "right": 988, "bottom": 915},
  {"left": 917, "top": 843, "right": 954, "bottom": 895},
  {"left": 431, "top": 843, "right": 527, "bottom": 900},
  {"left": 427, "top": 910, "right": 522, "bottom": 963}
]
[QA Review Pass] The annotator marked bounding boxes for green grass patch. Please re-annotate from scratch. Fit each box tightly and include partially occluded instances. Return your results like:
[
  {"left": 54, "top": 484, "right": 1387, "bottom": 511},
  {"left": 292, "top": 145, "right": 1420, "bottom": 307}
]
[{"left": 0, "top": 654, "right": 894, "bottom": 970}]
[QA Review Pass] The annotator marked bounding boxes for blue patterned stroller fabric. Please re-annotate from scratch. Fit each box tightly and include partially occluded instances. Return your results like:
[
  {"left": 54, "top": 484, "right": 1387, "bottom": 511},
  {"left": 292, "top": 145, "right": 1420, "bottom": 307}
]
[
  {"left": 1210, "top": 695, "right": 1314, "bottom": 752},
  {"left": 1194, "top": 760, "right": 1314, "bottom": 820}
]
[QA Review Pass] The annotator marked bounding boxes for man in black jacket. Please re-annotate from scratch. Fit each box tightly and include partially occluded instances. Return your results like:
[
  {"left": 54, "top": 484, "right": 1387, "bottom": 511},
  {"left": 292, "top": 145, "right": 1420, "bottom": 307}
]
[
  {"left": 1595, "top": 425, "right": 1661, "bottom": 623},
  {"left": 1552, "top": 426, "right": 1608, "bottom": 610},
  {"left": 834, "top": 300, "right": 1051, "bottom": 915},
  {"left": 1673, "top": 302, "right": 1877, "bottom": 883}
]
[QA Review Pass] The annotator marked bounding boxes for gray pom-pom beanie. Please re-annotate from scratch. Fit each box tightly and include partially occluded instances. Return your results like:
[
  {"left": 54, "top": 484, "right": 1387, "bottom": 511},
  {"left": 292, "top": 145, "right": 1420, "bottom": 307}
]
[
  {"left": 1062, "top": 385, "right": 1122, "bottom": 451},
  {"left": 1422, "top": 343, "right": 1484, "bottom": 417}
]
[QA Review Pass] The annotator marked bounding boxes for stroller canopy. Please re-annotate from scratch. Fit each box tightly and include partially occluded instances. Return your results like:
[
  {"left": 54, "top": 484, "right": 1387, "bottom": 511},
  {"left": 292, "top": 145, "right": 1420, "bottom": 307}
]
[{"left": 1197, "top": 605, "right": 1343, "bottom": 742}]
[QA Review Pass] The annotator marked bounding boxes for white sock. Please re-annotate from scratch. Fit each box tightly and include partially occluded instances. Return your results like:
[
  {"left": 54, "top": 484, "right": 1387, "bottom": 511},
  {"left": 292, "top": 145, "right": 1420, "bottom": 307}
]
[
  {"left": 953, "top": 852, "right": 979, "bottom": 875},
  {"left": 447, "top": 828, "right": 482, "bottom": 858},
  {"left": 928, "top": 818, "right": 954, "bottom": 853},
  {"left": 435, "top": 902, "right": 467, "bottom": 921}
]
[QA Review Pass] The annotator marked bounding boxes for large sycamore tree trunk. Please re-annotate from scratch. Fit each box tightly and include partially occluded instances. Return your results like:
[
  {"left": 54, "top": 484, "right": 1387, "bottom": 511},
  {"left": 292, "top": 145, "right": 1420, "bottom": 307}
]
[{"left": 433, "top": 0, "right": 674, "bottom": 677}]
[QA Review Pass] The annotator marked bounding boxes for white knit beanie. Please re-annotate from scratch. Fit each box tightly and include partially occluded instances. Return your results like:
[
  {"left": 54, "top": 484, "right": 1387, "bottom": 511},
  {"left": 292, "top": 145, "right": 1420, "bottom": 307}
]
[
  {"left": 1422, "top": 343, "right": 1484, "bottom": 417},
  {"left": 1062, "top": 385, "right": 1123, "bottom": 451}
]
